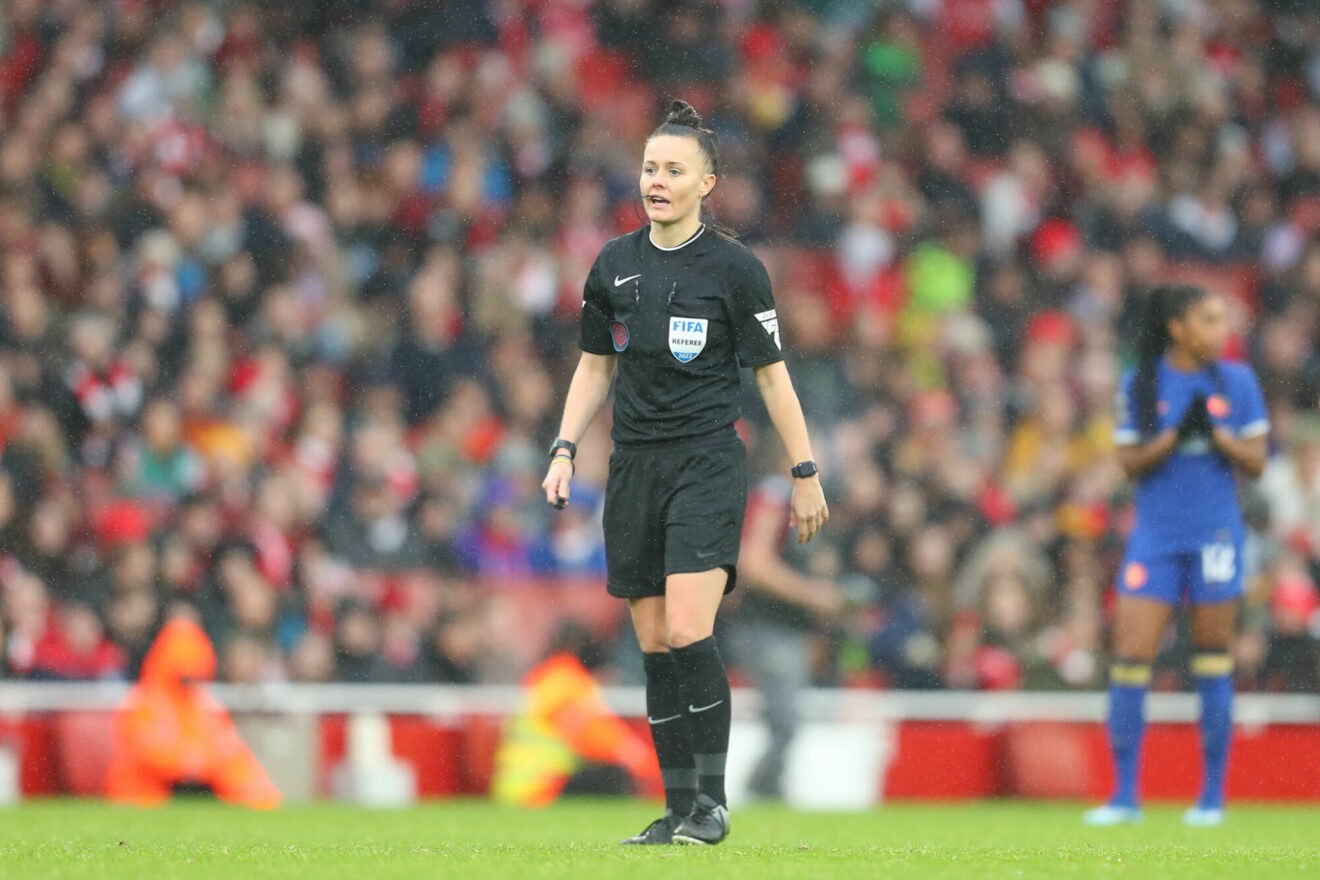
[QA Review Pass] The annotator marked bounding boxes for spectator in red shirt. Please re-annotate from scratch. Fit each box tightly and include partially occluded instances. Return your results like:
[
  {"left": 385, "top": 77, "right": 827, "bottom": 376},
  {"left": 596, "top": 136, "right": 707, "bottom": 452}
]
[{"left": 29, "top": 600, "right": 126, "bottom": 681}]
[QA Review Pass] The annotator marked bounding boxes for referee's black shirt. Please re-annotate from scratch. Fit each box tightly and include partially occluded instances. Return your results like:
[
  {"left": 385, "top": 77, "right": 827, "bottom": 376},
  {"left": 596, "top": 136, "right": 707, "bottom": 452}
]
[{"left": 578, "top": 225, "right": 785, "bottom": 447}]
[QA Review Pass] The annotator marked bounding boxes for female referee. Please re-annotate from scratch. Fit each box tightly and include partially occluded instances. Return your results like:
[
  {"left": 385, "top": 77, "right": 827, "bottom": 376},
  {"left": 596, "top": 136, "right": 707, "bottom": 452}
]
[
  {"left": 541, "top": 100, "right": 828, "bottom": 846},
  {"left": 1085, "top": 285, "right": 1268, "bottom": 827}
]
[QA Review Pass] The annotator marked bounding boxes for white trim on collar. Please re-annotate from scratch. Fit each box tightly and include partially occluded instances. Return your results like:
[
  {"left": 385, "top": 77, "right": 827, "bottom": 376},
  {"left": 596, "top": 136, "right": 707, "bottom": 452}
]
[{"left": 648, "top": 224, "right": 706, "bottom": 251}]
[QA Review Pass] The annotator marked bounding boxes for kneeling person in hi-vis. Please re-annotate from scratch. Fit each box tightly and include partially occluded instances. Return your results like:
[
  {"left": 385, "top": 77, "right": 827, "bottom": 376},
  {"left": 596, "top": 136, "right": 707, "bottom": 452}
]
[{"left": 106, "top": 616, "right": 281, "bottom": 809}]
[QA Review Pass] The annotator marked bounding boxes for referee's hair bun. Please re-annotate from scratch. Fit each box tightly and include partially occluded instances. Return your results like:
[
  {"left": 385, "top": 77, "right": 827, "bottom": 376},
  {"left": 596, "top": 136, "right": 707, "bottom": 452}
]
[{"left": 664, "top": 99, "right": 704, "bottom": 130}]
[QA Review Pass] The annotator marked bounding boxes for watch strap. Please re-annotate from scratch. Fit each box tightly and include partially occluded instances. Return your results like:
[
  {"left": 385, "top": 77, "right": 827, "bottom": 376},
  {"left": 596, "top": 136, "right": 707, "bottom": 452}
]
[{"left": 548, "top": 438, "right": 577, "bottom": 460}]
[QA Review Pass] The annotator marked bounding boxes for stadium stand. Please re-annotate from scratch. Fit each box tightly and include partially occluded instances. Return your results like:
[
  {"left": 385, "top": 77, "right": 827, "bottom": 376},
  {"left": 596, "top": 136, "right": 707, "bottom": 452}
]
[{"left": 0, "top": 0, "right": 1318, "bottom": 697}]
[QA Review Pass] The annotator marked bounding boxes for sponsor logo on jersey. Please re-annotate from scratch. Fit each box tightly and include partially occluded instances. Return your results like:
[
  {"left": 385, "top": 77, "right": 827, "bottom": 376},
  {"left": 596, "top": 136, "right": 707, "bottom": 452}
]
[
  {"left": 668, "top": 316, "right": 707, "bottom": 363},
  {"left": 614, "top": 274, "right": 641, "bottom": 286},
  {"left": 610, "top": 321, "right": 630, "bottom": 352},
  {"left": 1207, "top": 394, "right": 1231, "bottom": 418},
  {"left": 755, "top": 308, "right": 781, "bottom": 350},
  {"left": 1123, "top": 562, "right": 1148, "bottom": 590}
]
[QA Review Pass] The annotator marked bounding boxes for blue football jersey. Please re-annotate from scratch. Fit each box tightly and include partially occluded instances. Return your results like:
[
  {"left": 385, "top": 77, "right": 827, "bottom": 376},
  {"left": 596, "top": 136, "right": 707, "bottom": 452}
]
[{"left": 1114, "top": 358, "right": 1269, "bottom": 550}]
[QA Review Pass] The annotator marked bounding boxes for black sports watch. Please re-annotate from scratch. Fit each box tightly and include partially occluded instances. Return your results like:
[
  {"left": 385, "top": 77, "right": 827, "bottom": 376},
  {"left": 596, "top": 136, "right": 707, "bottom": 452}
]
[
  {"left": 791, "top": 460, "right": 818, "bottom": 479},
  {"left": 548, "top": 438, "right": 577, "bottom": 460}
]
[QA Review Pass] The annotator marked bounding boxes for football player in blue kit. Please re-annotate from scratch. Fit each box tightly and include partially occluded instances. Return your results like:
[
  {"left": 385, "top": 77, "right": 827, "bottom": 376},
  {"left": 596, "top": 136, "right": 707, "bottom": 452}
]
[{"left": 1085, "top": 285, "right": 1269, "bottom": 827}]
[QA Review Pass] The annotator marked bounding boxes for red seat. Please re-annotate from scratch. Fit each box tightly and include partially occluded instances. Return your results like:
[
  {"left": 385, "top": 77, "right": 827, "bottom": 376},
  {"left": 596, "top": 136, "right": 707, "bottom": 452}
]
[
  {"left": 459, "top": 714, "right": 504, "bottom": 796},
  {"left": 997, "top": 721, "right": 1097, "bottom": 799},
  {"left": 54, "top": 711, "right": 115, "bottom": 796}
]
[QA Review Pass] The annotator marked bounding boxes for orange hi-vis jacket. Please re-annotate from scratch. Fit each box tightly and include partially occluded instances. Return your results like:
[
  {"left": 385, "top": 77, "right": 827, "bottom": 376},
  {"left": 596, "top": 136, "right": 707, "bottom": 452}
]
[
  {"left": 492, "top": 652, "right": 662, "bottom": 807},
  {"left": 105, "top": 618, "right": 281, "bottom": 809}
]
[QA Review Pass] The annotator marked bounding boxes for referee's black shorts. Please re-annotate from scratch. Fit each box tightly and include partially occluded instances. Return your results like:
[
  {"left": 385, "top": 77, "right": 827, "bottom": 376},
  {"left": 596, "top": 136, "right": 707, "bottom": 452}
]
[{"left": 602, "top": 430, "right": 746, "bottom": 599}]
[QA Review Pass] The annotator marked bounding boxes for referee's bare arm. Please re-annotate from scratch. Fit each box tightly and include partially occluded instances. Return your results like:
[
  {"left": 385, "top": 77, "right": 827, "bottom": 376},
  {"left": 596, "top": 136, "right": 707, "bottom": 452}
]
[
  {"left": 753, "top": 361, "right": 828, "bottom": 544},
  {"left": 543, "top": 352, "right": 618, "bottom": 508}
]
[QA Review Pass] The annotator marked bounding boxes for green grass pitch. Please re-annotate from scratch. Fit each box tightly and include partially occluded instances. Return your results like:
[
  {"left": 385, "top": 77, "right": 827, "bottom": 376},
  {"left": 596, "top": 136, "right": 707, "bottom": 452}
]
[{"left": 1, "top": 799, "right": 1318, "bottom": 879}]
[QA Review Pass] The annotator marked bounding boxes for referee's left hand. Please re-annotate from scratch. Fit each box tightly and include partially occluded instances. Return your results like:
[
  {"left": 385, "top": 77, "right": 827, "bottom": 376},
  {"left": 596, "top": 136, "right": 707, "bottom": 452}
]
[{"left": 789, "top": 477, "right": 829, "bottom": 544}]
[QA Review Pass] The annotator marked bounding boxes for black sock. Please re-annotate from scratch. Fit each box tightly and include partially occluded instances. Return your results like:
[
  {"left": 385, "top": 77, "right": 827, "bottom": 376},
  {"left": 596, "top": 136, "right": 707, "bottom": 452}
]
[
  {"left": 642, "top": 651, "right": 695, "bottom": 816},
  {"left": 672, "top": 636, "right": 731, "bottom": 807}
]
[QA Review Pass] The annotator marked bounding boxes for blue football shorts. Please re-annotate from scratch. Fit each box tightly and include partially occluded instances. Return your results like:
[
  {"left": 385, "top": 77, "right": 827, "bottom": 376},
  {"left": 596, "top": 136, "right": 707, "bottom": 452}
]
[{"left": 1117, "top": 533, "right": 1244, "bottom": 606}]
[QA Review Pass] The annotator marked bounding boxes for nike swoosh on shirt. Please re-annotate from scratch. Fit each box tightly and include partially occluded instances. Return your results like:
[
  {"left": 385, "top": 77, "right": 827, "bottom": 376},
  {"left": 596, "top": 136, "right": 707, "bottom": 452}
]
[
  {"left": 648, "top": 713, "right": 683, "bottom": 725},
  {"left": 614, "top": 274, "right": 641, "bottom": 286},
  {"left": 688, "top": 700, "right": 725, "bottom": 714}
]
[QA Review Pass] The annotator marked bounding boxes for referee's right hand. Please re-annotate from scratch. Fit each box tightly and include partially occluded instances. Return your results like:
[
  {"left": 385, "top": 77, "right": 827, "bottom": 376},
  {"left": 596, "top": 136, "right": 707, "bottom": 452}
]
[{"left": 543, "top": 457, "right": 574, "bottom": 509}]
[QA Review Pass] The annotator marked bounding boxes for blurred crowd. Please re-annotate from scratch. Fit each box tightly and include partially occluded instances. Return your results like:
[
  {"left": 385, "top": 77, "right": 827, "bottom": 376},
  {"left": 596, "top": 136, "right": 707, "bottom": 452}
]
[{"left": 1, "top": 0, "right": 1319, "bottom": 692}]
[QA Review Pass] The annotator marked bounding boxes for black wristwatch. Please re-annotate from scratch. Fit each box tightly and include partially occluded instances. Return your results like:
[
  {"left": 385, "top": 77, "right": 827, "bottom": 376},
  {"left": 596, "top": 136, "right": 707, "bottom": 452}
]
[
  {"left": 548, "top": 438, "right": 577, "bottom": 460},
  {"left": 791, "top": 460, "right": 818, "bottom": 479}
]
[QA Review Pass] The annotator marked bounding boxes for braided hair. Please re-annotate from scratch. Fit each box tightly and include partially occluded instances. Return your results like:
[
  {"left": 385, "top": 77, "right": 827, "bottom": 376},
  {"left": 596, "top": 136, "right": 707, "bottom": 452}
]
[
  {"left": 1133, "top": 284, "right": 1219, "bottom": 436},
  {"left": 646, "top": 99, "right": 737, "bottom": 240}
]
